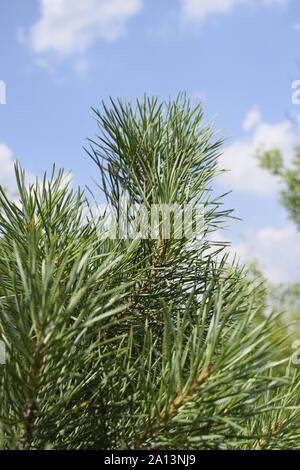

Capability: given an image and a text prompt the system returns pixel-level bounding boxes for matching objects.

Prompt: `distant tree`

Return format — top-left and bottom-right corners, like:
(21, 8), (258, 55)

(257, 145), (300, 339)
(257, 146), (300, 230)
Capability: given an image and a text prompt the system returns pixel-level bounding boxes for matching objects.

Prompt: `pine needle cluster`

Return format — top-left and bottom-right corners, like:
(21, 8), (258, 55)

(0, 95), (299, 449)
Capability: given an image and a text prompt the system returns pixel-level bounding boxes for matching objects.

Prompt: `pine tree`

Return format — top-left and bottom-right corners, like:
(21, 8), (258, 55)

(0, 95), (299, 450)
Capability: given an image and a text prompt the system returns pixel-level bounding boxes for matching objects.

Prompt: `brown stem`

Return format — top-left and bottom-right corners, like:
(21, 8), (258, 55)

(110, 237), (164, 327)
(19, 343), (44, 449)
(129, 362), (212, 449)
(255, 421), (282, 450)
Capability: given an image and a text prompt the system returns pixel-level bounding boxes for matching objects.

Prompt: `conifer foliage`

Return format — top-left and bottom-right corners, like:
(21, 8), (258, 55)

(0, 95), (299, 449)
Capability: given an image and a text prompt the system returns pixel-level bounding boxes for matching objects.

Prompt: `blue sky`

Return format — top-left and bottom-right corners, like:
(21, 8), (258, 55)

(0, 0), (300, 282)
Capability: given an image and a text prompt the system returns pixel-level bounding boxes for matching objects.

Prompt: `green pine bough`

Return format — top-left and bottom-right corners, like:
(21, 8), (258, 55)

(0, 95), (299, 450)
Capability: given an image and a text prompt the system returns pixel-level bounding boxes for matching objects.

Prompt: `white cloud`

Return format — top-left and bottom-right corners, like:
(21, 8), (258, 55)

(242, 105), (261, 131)
(74, 58), (90, 75)
(229, 225), (300, 283)
(34, 57), (56, 75)
(0, 143), (35, 200)
(212, 225), (300, 283)
(181, 0), (239, 23)
(218, 108), (298, 195)
(28, 0), (143, 56)
(181, 0), (289, 24)
(263, 0), (288, 5)
(0, 143), (18, 198)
